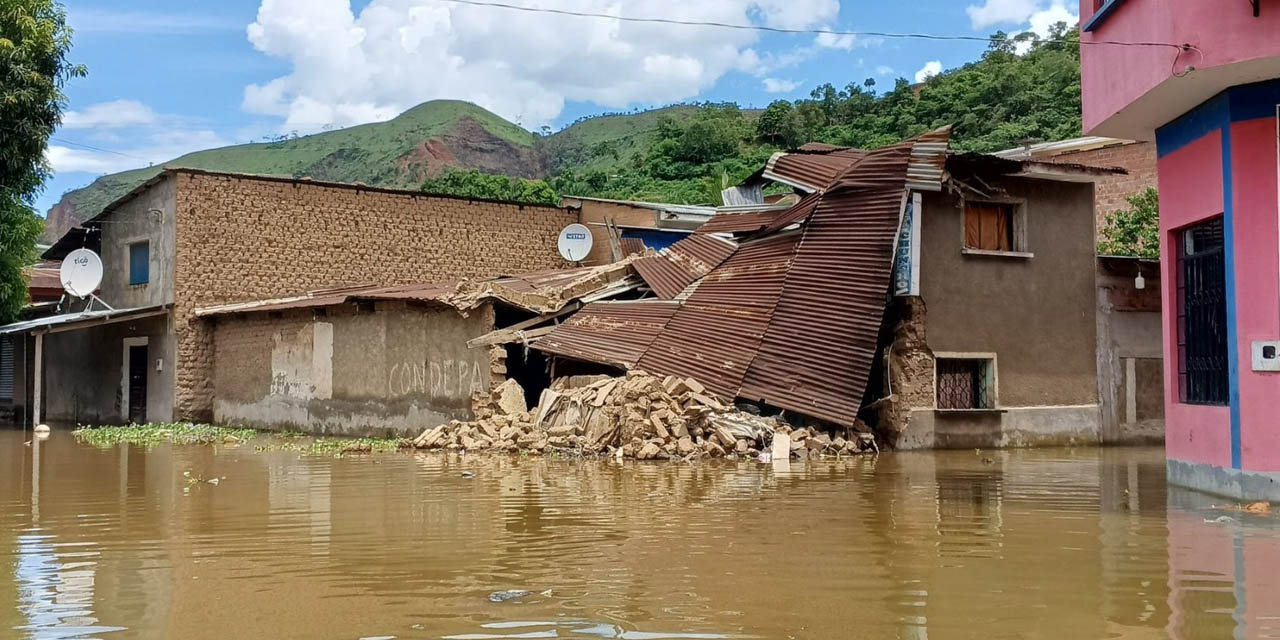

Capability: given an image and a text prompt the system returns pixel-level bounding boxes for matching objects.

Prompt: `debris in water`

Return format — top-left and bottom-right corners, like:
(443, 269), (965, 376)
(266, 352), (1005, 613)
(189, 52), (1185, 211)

(1245, 501), (1272, 515)
(461, 471), (476, 478)
(413, 372), (876, 460)
(488, 589), (532, 603)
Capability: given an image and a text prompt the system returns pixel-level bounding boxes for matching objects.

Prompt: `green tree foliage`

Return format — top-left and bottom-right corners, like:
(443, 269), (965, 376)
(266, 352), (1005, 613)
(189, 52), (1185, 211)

(547, 27), (1082, 205)
(420, 168), (559, 206)
(1, 0), (82, 321)
(1098, 188), (1160, 258)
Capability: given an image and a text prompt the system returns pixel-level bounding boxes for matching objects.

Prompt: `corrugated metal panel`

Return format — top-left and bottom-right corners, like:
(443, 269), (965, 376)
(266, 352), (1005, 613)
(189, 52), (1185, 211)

(697, 209), (782, 235)
(739, 141), (916, 426)
(620, 237), (647, 256)
(763, 148), (868, 192)
(905, 126), (952, 191)
(533, 300), (681, 368)
(754, 190), (823, 236)
(632, 234), (737, 300)
(635, 232), (799, 399)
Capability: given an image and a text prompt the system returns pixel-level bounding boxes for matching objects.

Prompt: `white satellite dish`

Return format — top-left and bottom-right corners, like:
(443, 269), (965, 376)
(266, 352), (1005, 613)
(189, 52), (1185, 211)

(60, 248), (104, 298)
(557, 223), (594, 263)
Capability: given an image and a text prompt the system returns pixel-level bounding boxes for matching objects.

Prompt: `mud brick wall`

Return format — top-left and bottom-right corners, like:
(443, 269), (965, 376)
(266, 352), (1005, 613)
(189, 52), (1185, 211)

(172, 170), (576, 421)
(1048, 142), (1157, 234)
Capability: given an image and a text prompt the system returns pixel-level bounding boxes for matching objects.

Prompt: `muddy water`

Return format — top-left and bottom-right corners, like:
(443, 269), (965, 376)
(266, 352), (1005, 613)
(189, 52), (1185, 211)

(2, 431), (1278, 639)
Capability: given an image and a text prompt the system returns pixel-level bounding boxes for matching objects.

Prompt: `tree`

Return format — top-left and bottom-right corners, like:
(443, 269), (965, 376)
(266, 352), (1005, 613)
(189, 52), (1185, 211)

(1098, 188), (1160, 258)
(1, 0), (83, 322)
(420, 168), (560, 206)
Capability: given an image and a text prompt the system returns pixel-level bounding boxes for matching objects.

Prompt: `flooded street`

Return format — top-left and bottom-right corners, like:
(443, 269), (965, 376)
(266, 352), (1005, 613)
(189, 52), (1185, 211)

(1, 430), (1278, 639)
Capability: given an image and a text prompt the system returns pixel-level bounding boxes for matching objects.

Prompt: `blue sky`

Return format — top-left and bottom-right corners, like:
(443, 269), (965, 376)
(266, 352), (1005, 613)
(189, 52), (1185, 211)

(40, 0), (1076, 217)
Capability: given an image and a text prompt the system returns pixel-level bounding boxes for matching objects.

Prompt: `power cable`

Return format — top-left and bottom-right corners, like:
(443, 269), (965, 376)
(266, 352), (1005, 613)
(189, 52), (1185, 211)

(50, 137), (151, 162)
(435, 0), (1196, 52)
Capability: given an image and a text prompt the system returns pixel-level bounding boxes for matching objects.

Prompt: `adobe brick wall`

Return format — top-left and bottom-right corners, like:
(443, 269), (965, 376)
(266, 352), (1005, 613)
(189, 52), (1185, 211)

(172, 170), (577, 421)
(1047, 141), (1158, 234)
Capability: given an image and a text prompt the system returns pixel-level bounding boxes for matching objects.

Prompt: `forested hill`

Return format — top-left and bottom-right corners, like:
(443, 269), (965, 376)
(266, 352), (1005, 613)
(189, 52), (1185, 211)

(44, 28), (1081, 239)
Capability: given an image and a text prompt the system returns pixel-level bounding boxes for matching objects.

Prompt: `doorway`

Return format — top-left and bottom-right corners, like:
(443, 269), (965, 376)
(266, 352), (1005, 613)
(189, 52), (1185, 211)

(123, 338), (148, 424)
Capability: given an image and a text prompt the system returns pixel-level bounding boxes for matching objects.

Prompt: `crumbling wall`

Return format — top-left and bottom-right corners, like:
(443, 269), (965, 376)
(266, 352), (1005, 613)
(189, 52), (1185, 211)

(880, 296), (935, 439)
(172, 170), (577, 421)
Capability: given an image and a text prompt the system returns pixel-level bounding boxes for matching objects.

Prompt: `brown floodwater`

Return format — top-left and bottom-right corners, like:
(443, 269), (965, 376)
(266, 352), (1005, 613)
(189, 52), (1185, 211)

(2, 429), (1279, 640)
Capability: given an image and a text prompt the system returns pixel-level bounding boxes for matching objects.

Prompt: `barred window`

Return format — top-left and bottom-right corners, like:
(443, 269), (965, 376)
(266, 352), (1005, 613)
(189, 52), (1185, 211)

(1177, 217), (1228, 406)
(936, 357), (996, 410)
(0, 337), (14, 401)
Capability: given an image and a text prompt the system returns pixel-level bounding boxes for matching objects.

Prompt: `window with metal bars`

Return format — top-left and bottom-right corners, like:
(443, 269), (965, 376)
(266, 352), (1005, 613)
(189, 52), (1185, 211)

(1176, 217), (1228, 406)
(936, 358), (995, 410)
(0, 337), (14, 401)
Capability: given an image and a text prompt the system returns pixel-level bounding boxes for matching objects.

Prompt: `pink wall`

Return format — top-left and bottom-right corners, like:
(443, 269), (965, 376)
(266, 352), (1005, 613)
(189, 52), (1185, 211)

(1156, 131), (1231, 468)
(1080, 0), (1280, 134)
(1229, 117), (1280, 472)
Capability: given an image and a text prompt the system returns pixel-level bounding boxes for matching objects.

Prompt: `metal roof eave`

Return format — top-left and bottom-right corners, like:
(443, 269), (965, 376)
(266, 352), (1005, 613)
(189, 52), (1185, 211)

(0, 304), (170, 336)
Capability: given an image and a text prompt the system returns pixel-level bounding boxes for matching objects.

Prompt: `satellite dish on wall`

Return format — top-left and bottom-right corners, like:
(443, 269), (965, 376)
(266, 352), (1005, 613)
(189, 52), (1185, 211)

(557, 223), (593, 263)
(60, 248), (104, 298)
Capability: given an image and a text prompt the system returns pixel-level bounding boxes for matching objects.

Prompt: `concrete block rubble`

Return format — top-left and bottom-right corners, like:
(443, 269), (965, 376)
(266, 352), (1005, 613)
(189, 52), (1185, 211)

(411, 370), (877, 459)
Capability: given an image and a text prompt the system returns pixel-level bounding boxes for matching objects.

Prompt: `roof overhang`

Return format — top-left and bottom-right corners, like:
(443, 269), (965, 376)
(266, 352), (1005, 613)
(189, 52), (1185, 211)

(0, 305), (170, 336)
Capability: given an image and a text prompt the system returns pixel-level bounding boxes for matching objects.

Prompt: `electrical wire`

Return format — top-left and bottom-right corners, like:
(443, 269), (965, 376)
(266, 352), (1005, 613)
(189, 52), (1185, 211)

(435, 0), (1195, 51)
(50, 137), (151, 161)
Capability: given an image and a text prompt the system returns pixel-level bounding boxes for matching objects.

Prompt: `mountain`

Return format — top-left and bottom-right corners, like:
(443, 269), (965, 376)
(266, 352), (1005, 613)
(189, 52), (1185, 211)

(44, 100), (689, 241)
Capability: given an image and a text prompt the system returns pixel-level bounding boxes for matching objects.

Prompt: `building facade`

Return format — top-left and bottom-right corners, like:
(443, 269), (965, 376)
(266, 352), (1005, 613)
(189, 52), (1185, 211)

(1081, 0), (1280, 499)
(4, 169), (577, 427)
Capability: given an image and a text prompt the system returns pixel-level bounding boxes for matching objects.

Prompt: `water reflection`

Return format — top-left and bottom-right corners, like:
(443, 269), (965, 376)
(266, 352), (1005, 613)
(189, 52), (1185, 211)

(1, 429), (1278, 639)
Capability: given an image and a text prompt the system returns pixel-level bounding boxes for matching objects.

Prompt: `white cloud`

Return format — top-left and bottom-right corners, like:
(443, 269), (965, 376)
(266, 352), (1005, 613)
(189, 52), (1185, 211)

(965, 0), (1077, 37)
(965, 0), (1040, 29)
(242, 0), (848, 131)
(815, 32), (856, 51)
(875, 65), (894, 76)
(914, 60), (942, 83)
(47, 101), (229, 175)
(762, 78), (802, 93)
(61, 100), (158, 130)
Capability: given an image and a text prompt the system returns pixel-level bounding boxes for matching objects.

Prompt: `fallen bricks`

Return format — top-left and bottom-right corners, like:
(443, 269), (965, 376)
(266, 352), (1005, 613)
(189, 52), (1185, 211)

(411, 370), (877, 460)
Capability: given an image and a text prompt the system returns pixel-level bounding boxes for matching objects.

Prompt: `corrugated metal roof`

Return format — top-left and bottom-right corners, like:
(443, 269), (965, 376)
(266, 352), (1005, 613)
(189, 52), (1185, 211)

(536, 127), (956, 427)
(632, 234), (738, 300)
(740, 141), (915, 425)
(25, 262), (63, 291)
(635, 232), (799, 399)
(620, 237), (647, 256)
(533, 300), (681, 368)
(0, 305), (170, 336)
(762, 148), (869, 192)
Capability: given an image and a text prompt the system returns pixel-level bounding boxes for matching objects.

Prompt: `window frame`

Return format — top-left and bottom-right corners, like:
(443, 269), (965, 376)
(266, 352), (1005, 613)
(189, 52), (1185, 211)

(933, 352), (1001, 412)
(128, 240), (150, 286)
(1176, 217), (1229, 406)
(960, 197), (1033, 259)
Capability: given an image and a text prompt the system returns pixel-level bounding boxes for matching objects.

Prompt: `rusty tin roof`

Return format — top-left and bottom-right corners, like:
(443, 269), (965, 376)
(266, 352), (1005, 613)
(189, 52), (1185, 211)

(632, 234), (738, 299)
(533, 300), (681, 368)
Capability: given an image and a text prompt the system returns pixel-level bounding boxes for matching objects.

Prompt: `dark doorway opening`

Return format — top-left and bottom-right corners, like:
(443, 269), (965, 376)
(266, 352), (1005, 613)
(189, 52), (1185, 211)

(128, 344), (148, 423)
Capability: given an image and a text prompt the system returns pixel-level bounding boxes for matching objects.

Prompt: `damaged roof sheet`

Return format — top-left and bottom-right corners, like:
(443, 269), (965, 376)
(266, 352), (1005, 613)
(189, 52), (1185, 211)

(762, 148), (869, 193)
(534, 127), (954, 427)
(632, 234), (738, 300)
(636, 232), (800, 400)
(533, 300), (681, 369)
(193, 261), (636, 318)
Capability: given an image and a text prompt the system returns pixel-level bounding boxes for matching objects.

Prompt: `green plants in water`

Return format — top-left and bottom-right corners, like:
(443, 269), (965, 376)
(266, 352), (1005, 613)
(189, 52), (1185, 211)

(254, 436), (409, 457)
(72, 423), (258, 448)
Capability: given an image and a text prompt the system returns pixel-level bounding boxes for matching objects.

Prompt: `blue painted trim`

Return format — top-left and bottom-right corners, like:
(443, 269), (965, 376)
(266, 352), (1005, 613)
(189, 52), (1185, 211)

(1157, 80), (1280, 158)
(1082, 0), (1126, 32)
(1220, 124), (1242, 470)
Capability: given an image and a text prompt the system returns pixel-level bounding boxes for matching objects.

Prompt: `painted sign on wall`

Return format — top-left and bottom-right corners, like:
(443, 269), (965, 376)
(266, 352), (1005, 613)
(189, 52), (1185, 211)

(894, 192), (923, 296)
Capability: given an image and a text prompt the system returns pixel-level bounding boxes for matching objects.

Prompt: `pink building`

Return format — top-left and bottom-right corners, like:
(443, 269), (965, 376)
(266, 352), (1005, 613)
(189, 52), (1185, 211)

(1081, 0), (1280, 500)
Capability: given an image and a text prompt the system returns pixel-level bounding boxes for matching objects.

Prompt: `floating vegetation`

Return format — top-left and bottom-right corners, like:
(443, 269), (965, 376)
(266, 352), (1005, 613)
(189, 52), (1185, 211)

(255, 436), (410, 457)
(73, 423), (258, 448)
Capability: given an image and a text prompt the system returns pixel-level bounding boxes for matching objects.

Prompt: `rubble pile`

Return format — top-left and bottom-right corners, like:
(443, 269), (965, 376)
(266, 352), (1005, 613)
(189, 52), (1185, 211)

(412, 371), (877, 460)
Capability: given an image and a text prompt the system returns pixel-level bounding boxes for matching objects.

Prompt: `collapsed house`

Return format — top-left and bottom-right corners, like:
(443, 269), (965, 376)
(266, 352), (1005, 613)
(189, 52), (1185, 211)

(533, 128), (1123, 449)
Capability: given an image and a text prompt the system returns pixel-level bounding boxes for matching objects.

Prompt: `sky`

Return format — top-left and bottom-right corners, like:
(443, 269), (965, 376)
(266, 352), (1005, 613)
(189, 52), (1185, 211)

(39, 0), (1078, 217)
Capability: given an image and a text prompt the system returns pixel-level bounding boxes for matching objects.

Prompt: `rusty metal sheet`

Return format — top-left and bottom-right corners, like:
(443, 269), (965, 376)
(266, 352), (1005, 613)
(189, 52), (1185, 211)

(754, 190), (824, 236)
(620, 237), (646, 256)
(632, 234), (737, 300)
(764, 148), (868, 192)
(533, 300), (681, 369)
(635, 232), (799, 399)
(738, 141), (915, 426)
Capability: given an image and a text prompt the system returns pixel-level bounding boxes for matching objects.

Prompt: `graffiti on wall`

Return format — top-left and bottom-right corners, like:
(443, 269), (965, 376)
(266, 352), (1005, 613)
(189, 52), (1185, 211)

(387, 359), (486, 398)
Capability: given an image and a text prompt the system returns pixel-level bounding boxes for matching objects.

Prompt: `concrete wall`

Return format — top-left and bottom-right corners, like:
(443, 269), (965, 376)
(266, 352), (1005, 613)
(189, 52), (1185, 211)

(1047, 142), (1158, 234)
(1096, 261), (1164, 444)
(98, 175), (176, 310)
(169, 170), (578, 422)
(1155, 84), (1280, 492)
(40, 314), (174, 425)
(212, 302), (496, 437)
(901, 177), (1100, 448)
